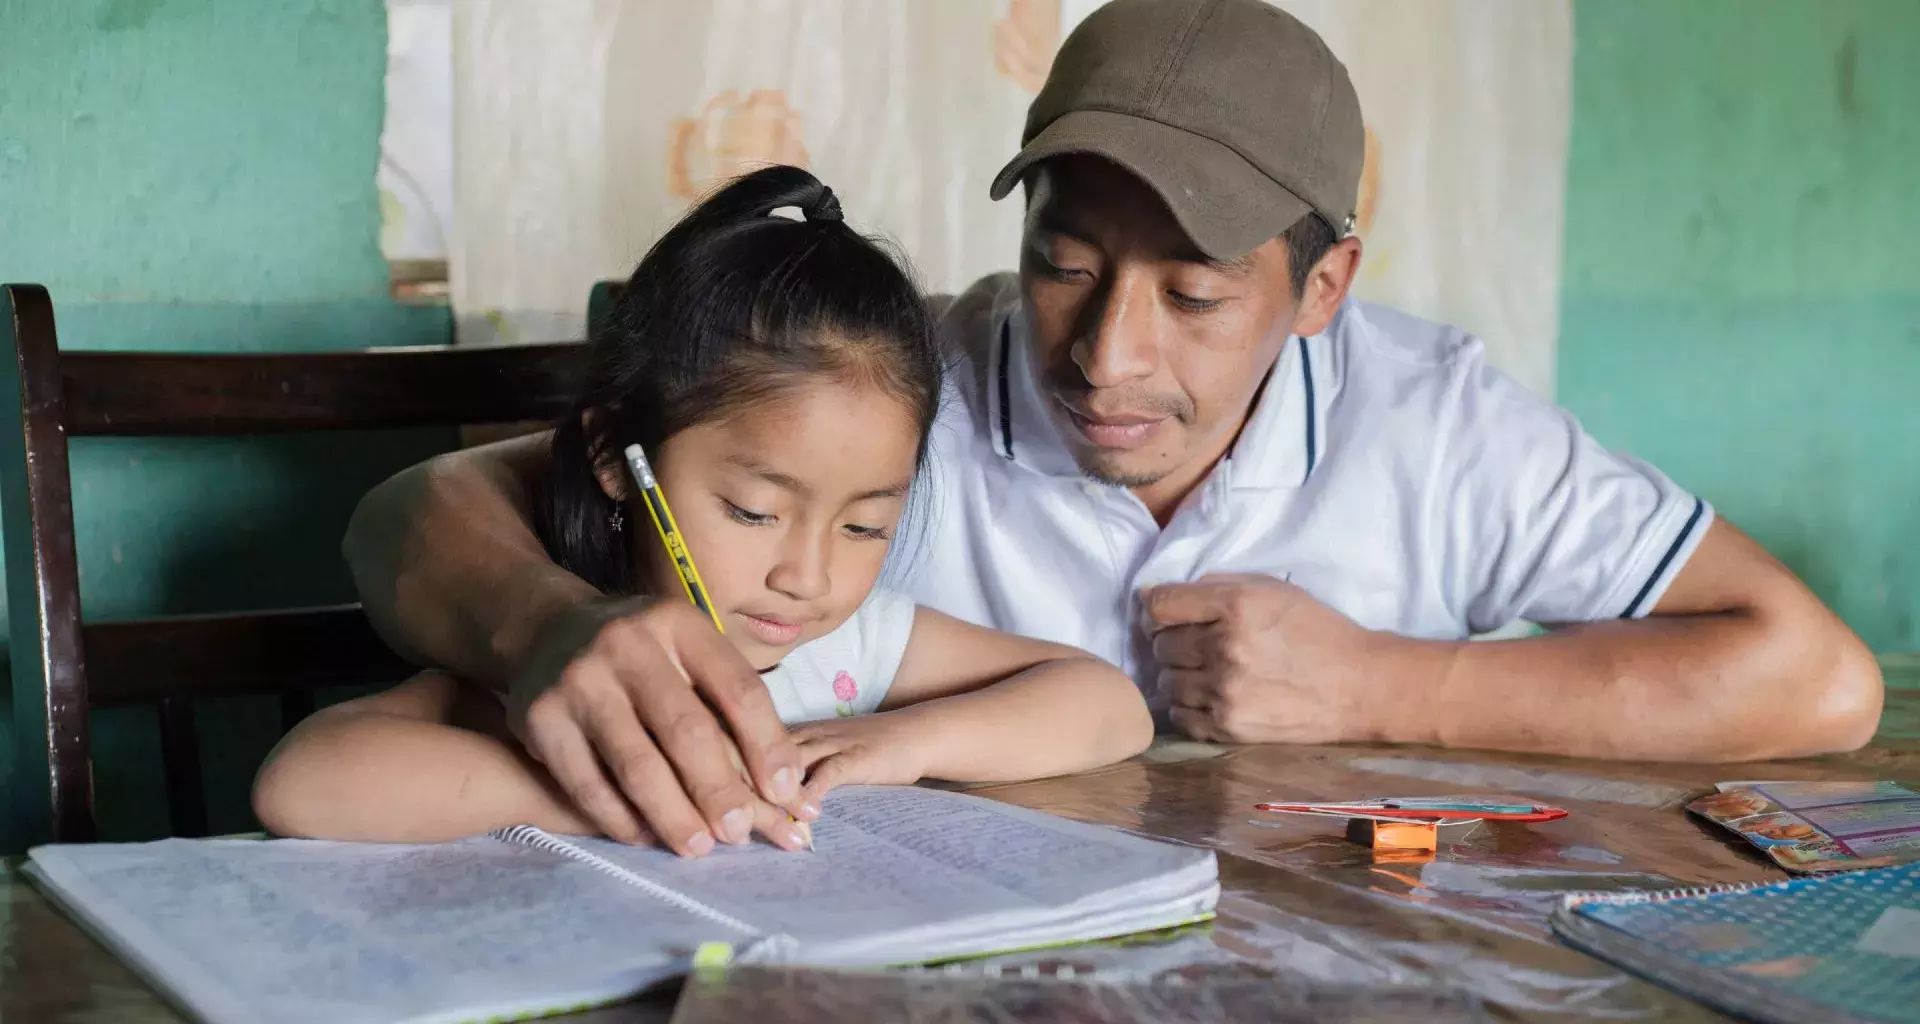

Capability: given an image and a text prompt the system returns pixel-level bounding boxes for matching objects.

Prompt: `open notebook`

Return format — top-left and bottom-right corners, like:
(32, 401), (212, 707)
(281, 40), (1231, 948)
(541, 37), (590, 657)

(26, 785), (1218, 1024)
(1550, 862), (1920, 1024)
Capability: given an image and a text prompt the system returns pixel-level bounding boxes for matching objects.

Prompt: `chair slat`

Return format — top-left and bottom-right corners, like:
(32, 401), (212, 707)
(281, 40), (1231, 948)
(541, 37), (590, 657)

(83, 606), (419, 707)
(157, 697), (210, 838)
(61, 344), (583, 436)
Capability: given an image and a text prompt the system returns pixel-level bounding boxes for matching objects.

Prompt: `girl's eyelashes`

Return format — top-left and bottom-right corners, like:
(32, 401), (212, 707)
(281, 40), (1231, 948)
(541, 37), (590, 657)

(721, 498), (775, 526)
(720, 497), (890, 540)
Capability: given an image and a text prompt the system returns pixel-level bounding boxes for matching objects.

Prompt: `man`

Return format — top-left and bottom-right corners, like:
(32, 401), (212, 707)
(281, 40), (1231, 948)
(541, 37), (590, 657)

(343, 0), (1881, 855)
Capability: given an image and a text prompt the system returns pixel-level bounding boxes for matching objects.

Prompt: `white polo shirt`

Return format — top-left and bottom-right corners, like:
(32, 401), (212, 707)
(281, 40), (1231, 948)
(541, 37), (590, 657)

(901, 274), (1712, 698)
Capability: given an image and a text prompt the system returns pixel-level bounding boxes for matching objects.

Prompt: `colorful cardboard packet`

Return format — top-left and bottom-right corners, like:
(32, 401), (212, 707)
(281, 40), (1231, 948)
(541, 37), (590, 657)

(1688, 780), (1920, 873)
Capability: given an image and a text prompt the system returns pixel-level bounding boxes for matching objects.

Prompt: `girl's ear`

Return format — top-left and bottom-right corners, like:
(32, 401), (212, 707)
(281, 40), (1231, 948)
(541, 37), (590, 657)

(582, 409), (630, 504)
(591, 454), (629, 504)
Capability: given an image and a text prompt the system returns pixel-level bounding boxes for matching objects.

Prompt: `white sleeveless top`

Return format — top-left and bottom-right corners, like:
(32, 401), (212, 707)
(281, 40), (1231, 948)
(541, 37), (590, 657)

(760, 587), (917, 724)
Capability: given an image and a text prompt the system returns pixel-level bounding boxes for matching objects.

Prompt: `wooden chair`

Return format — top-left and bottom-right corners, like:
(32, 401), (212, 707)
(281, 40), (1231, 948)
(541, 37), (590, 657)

(1, 283), (584, 847)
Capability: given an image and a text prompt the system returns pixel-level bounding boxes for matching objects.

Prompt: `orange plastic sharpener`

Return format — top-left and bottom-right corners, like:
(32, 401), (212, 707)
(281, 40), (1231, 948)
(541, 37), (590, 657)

(1346, 817), (1439, 851)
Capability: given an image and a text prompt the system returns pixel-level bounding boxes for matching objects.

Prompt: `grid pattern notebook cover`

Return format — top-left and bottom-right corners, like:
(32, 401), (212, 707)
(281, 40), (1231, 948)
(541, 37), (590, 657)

(1550, 862), (1920, 1024)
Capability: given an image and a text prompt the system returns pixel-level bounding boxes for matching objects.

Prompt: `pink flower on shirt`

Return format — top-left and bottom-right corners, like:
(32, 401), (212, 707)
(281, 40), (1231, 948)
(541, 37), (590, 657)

(832, 671), (858, 703)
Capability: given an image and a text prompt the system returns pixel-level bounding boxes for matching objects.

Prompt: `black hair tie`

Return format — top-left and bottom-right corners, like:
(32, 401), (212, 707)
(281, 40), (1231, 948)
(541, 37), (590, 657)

(806, 187), (843, 223)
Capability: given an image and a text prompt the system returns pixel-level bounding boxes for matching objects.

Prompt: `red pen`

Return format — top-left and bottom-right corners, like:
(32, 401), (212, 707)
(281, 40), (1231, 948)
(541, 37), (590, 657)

(1256, 801), (1567, 823)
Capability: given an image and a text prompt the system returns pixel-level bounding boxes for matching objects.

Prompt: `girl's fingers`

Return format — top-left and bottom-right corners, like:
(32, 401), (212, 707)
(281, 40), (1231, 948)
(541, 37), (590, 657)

(750, 796), (812, 852)
(728, 732), (818, 848)
(792, 739), (838, 767)
(801, 752), (856, 807)
(787, 722), (833, 746)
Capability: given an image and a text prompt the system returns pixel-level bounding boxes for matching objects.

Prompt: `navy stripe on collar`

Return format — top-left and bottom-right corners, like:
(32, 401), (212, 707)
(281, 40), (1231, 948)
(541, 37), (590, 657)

(1621, 497), (1706, 618)
(1299, 338), (1318, 482)
(995, 318), (1014, 460)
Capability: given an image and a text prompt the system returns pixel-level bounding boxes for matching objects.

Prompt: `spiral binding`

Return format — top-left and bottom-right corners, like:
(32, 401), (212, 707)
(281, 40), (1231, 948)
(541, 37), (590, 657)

(1560, 874), (1798, 910)
(490, 825), (787, 952)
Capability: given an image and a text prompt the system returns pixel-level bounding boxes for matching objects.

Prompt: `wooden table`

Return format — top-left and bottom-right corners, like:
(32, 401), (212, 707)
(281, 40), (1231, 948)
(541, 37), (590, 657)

(7, 682), (1917, 1022)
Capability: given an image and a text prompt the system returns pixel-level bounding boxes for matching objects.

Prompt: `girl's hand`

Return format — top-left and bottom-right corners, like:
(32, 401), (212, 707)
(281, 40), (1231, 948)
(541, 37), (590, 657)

(791, 714), (930, 804)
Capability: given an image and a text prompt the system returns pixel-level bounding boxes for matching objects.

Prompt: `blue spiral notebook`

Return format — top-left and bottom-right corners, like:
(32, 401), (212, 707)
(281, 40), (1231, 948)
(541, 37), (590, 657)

(1550, 862), (1920, 1023)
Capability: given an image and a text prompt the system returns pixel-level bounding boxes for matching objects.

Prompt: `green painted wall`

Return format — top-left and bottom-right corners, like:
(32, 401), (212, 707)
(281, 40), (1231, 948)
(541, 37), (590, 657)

(0, 0), (454, 848)
(1560, 0), (1920, 654)
(1, 0), (1914, 849)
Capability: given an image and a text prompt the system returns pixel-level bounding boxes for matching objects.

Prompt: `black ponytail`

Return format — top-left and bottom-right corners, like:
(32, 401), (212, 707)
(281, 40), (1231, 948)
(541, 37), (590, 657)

(535, 166), (941, 596)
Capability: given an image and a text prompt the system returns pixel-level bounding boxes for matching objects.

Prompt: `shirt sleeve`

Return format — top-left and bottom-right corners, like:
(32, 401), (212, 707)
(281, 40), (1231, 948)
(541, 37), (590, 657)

(1436, 344), (1714, 632)
(843, 587), (919, 714)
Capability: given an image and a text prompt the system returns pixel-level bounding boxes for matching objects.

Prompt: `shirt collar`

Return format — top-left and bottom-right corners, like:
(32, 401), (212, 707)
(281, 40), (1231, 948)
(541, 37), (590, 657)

(1222, 331), (1330, 490)
(991, 300), (1336, 490)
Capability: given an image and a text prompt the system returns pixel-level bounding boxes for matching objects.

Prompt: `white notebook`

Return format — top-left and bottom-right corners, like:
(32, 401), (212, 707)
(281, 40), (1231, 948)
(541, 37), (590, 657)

(26, 785), (1218, 1024)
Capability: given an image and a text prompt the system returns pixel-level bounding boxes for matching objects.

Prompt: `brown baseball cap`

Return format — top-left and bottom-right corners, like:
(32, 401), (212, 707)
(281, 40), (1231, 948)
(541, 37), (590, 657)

(989, 0), (1364, 261)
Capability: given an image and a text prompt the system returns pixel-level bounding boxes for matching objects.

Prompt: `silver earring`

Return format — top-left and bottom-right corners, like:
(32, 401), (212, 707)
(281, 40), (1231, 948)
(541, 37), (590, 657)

(609, 507), (625, 532)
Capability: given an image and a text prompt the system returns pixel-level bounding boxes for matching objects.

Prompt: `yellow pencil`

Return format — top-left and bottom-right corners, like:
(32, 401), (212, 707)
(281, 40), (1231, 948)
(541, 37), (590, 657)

(621, 444), (813, 851)
(623, 444), (724, 632)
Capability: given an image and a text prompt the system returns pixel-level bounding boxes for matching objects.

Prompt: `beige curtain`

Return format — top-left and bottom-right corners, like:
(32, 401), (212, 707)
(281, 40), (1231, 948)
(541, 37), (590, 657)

(1267, 0), (1573, 398)
(443, 0), (1570, 398)
(448, 0), (1057, 347)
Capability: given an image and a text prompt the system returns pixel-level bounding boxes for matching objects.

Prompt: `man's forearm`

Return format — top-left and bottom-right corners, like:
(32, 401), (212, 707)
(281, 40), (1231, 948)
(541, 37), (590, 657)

(343, 436), (598, 689)
(1375, 611), (1884, 761)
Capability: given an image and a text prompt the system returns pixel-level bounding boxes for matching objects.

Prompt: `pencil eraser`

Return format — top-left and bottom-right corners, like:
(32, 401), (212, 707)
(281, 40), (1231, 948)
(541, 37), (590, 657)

(1346, 817), (1439, 851)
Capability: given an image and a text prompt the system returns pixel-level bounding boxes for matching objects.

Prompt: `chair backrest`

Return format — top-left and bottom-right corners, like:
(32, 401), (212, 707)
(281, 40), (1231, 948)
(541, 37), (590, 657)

(1, 283), (585, 846)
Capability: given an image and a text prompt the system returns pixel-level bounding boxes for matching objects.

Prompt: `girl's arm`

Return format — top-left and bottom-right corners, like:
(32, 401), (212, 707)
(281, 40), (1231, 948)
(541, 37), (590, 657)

(252, 673), (603, 843)
(794, 609), (1154, 797)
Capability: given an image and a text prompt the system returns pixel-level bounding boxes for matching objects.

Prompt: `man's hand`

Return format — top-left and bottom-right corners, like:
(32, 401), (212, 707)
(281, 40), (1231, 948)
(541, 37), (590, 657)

(1142, 573), (1401, 745)
(507, 597), (814, 856)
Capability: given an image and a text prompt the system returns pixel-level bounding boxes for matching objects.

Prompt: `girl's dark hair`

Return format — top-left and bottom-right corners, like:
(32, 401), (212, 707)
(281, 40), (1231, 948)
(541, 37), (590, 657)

(536, 166), (942, 596)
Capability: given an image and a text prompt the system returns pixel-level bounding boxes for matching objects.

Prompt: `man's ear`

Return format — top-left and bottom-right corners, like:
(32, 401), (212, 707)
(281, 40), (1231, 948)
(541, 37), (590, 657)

(1292, 235), (1363, 338)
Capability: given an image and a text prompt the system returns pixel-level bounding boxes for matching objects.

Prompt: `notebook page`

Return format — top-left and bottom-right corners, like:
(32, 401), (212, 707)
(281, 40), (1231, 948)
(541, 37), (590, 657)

(566, 786), (1213, 952)
(28, 836), (731, 1024)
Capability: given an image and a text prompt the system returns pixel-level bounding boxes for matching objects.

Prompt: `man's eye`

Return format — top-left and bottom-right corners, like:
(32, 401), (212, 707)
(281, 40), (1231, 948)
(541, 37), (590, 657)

(1041, 257), (1091, 283)
(1031, 244), (1093, 283)
(723, 500), (775, 526)
(1168, 290), (1225, 313)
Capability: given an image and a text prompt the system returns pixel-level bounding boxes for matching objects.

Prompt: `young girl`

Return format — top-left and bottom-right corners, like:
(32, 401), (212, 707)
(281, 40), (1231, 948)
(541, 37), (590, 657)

(253, 166), (1153, 851)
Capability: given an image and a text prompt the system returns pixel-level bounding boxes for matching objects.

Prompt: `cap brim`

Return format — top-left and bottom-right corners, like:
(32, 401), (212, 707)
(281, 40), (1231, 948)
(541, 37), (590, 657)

(989, 109), (1312, 261)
